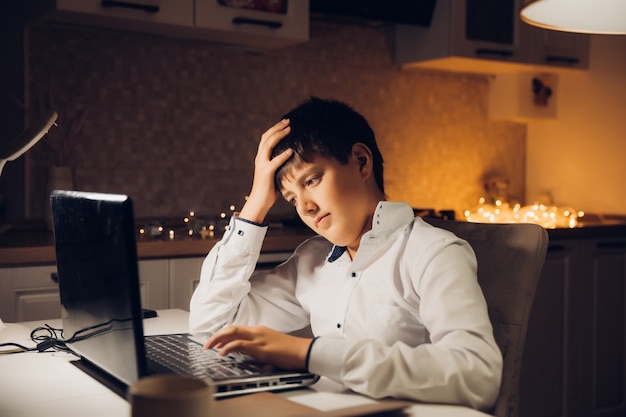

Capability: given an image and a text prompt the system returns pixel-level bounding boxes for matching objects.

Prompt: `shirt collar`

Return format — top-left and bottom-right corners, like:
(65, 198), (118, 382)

(370, 201), (415, 234)
(326, 201), (415, 263)
(327, 245), (347, 262)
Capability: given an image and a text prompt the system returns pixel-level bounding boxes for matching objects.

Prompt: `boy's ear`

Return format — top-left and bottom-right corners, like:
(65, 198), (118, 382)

(351, 143), (373, 176)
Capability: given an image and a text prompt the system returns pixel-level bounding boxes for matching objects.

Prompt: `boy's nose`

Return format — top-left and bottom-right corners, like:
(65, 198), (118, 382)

(298, 198), (318, 216)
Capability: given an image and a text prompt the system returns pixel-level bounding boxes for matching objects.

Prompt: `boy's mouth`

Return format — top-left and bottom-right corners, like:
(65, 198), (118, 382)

(315, 214), (329, 228)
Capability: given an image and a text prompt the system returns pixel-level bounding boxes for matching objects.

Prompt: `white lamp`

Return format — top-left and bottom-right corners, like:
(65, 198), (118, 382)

(0, 111), (58, 176)
(0, 111), (58, 233)
(520, 0), (626, 35)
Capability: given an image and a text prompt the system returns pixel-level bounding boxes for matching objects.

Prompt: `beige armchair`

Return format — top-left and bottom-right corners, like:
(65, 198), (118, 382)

(424, 218), (549, 417)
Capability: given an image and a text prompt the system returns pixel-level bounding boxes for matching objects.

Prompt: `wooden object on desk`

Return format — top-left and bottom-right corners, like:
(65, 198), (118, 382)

(214, 392), (412, 417)
(215, 393), (316, 417)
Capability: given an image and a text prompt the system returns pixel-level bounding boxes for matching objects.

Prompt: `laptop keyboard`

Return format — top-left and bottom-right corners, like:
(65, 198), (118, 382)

(145, 334), (265, 380)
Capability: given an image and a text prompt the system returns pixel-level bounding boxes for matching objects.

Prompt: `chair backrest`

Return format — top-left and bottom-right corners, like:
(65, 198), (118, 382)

(424, 218), (548, 417)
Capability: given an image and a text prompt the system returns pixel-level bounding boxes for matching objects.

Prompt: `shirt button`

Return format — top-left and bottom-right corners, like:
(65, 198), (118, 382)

(336, 323), (341, 329)
(351, 272), (357, 277)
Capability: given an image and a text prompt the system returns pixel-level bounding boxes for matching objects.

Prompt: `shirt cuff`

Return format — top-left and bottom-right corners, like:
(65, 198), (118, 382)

(306, 336), (349, 381)
(220, 216), (268, 255)
(236, 216), (268, 227)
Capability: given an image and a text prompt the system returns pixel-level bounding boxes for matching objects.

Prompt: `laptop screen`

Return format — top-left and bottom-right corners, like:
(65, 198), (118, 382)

(50, 190), (147, 386)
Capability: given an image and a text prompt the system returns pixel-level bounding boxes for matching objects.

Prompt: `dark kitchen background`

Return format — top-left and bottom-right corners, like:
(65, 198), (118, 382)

(11, 21), (525, 222)
(2, 1), (625, 225)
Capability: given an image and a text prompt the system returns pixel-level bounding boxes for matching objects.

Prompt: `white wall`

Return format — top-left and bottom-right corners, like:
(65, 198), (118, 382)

(526, 35), (626, 215)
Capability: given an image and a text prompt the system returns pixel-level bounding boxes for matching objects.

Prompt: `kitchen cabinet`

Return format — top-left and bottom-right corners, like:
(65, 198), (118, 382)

(137, 259), (170, 310)
(395, 0), (589, 74)
(450, 0), (526, 64)
(0, 264), (60, 323)
(0, 259), (169, 322)
(519, 232), (626, 417)
(28, 0), (194, 37)
(525, 26), (590, 70)
(0, 251), (292, 322)
(195, 0), (309, 49)
(169, 256), (204, 311)
(28, 0), (309, 50)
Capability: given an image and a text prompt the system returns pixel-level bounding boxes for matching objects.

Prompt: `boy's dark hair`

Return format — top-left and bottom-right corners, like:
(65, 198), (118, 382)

(272, 97), (385, 193)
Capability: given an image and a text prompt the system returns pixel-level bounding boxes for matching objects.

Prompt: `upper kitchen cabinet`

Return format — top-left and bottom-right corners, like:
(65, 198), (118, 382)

(27, 0), (309, 50)
(28, 0), (194, 34)
(395, 0), (589, 75)
(525, 25), (590, 70)
(195, 0), (309, 49)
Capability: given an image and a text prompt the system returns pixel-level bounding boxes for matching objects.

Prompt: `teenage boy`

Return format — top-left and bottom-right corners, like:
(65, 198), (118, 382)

(189, 97), (502, 409)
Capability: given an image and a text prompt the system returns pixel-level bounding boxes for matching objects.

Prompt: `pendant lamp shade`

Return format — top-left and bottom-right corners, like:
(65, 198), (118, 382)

(520, 0), (626, 35)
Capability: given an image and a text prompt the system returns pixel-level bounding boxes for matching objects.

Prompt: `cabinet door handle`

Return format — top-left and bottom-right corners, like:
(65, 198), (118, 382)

(547, 244), (566, 253)
(232, 17), (282, 29)
(50, 272), (59, 284)
(597, 241), (626, 249)
(100, 1), (160, 14)
(475, 48), (513, 58)
(545, 55), (580, 65)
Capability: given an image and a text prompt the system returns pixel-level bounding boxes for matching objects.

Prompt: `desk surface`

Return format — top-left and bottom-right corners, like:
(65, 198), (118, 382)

(0, 309), (492, 417)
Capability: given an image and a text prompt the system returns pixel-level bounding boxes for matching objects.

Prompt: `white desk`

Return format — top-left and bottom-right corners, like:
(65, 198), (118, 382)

(0, 309), (492, 417)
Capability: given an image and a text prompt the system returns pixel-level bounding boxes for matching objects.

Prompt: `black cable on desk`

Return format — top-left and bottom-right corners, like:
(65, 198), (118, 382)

(0, 324), (71, 353)
(2, 323), (77, 353)
(2, 313), (155, 354)
(0, 342), (38, 352)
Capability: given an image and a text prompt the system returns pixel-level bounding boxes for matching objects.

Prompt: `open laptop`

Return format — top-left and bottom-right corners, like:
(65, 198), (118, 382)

(49, 190), (319, 398)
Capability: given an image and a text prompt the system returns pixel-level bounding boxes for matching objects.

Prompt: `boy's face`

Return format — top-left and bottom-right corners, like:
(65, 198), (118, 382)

(279, 154), (376, 254)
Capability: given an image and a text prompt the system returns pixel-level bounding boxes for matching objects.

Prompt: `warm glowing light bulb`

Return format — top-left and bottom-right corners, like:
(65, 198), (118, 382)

(464, 197), (580, 228)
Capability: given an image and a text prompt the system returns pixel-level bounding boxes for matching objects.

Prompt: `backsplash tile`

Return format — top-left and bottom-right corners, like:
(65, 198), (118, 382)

(27, 21), (524, 221)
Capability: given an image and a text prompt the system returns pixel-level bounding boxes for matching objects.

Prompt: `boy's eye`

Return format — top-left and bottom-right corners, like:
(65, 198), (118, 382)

(305, 176), (320, 187)
(288, 197), (297, 206)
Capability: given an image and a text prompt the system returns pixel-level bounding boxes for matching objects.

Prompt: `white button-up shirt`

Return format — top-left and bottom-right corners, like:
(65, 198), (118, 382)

(189, 201), (502, 409)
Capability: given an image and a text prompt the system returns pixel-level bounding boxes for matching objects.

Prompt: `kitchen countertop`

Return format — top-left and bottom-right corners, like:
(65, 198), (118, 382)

(542, 213), (626, 239)
(1, 215), (625, 267)
(0, 222), (315, 266)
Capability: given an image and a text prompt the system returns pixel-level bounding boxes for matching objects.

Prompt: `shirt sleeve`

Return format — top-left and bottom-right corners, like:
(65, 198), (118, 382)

(307, 238), (503, 410)
(188, 216), (309, 334)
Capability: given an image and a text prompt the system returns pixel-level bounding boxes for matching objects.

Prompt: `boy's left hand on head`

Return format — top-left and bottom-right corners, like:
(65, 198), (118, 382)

(203, 325), (312, 371)
(238, 119), (293, 224)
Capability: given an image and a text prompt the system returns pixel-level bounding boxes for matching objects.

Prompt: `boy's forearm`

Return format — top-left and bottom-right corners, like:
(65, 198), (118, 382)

(189, 217), (268, 333)
(238, 196), (273, 224)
